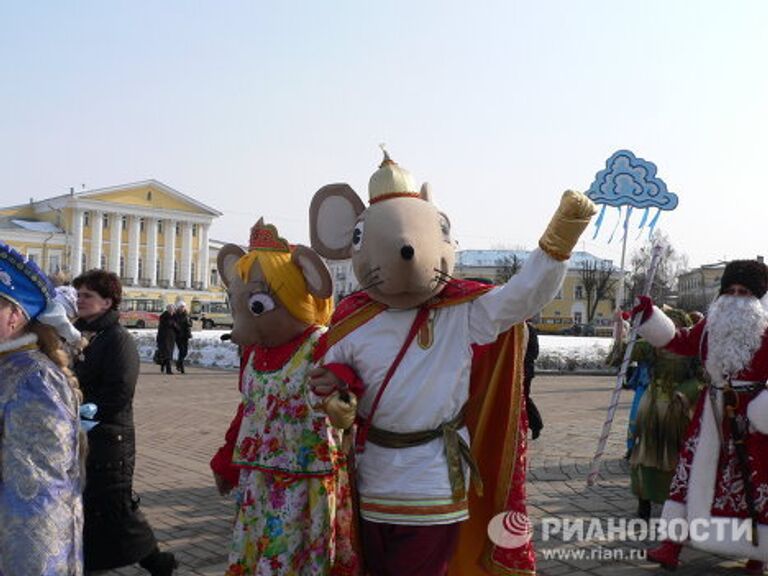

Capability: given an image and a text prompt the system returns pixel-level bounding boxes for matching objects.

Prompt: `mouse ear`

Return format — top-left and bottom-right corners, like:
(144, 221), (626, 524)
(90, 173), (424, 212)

(217, 244), (247, 289)
(291, 245), (333, 299)
(420, 182), (433, 203)
(310, 183), (366, 259)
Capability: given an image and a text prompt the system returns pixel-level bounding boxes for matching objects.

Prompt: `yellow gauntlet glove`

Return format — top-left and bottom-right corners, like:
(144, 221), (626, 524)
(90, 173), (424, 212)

(538, 190), (597, 261)
(322, 390), (358, 430)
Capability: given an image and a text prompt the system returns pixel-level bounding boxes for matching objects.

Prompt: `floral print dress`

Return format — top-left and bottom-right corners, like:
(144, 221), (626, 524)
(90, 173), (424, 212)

(225, 328), (357, 576)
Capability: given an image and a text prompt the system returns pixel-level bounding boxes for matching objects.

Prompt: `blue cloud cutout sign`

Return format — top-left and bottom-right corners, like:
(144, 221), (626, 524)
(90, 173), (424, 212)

(587, 150), (677, 210)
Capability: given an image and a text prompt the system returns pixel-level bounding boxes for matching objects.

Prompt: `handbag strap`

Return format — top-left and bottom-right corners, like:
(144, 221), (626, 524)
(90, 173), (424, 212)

(355, 306), (430, 452)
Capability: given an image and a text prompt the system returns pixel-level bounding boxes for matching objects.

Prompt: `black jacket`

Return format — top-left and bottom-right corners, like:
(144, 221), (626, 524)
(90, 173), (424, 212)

(74, 309), (157, 569)
(173, 309), (192, 342)
(156, 311), (176, 361)
(75, 309), (140, 486)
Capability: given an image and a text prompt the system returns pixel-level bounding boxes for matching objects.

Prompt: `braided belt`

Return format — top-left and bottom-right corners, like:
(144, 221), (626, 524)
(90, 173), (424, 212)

(366, 406), (483, 502)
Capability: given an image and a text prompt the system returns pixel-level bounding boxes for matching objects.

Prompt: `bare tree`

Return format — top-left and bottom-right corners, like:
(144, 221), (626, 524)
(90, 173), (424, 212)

(495, 254), (521, 284)
(579, 259), (618, 323)
(626, 231), (689, 308)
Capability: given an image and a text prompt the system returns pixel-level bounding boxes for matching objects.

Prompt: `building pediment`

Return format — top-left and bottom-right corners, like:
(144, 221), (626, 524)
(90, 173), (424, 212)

(36, 180), (221, 221)
(77, 180), (221, 217)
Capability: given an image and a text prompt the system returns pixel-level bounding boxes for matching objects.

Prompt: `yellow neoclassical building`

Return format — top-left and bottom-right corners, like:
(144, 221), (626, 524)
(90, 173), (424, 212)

(453, 249), (622, 336)
(0, 180), (224, 303)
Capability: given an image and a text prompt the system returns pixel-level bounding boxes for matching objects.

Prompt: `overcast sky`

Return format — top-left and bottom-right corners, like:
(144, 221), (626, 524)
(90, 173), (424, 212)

(2, 1), (766, 269)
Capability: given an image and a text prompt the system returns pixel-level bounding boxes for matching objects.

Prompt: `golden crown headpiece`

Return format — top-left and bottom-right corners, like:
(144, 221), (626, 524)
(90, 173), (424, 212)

(368, 146), (421, 204)
(248, 218), (291, 252)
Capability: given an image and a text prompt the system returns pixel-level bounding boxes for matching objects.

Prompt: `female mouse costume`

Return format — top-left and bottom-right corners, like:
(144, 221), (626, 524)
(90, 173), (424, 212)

(314, 157), (596, 575)
(210, 222), (358, 575)
(0, 243), (84, 575)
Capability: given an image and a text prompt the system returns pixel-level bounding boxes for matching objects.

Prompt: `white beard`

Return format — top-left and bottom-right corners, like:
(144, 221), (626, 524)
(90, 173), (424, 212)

(705, 295), (768, 382)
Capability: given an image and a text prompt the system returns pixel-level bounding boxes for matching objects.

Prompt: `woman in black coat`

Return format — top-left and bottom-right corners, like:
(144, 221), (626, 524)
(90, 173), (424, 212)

(172, 301), (192, 374)
(156, 304), (177, 375)
(73, 270), (176, 575)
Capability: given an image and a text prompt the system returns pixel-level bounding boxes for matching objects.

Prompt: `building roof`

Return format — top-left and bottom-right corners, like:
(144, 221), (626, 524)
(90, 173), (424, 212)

(1, 179), (222, 217)
(0, 217), (64, 233)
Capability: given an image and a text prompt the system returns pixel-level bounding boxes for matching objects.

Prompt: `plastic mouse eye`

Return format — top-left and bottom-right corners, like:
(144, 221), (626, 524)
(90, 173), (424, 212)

(248, 293), (276, 316)
(439, 213), (451, 242)
(352, 221), (365, 252)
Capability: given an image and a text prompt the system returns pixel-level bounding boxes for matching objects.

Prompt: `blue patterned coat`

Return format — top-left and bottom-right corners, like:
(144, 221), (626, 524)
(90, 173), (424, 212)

(0, 337), (83, 576)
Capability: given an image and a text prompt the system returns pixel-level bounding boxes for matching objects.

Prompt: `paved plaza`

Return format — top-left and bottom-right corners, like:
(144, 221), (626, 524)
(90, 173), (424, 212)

(100, 364), (760, 575)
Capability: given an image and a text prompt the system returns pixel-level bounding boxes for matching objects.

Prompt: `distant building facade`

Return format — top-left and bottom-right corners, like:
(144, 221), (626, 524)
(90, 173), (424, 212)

(675, 258), (768, 313)
(454, 249), (622, 336)
(324, 249), (622, 336)
(0, 180), (226, 303)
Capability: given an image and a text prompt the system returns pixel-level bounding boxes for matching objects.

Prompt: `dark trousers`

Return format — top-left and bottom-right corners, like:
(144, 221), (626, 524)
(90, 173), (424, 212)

(361, 519), (460, 576)
(175, 340), (188, 371)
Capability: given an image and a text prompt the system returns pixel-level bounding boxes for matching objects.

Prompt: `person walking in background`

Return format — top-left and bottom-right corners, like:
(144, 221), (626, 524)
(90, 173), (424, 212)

(0, 242), (86, 575)
(524, 320), (543, 439)
(173, 300), (192, 374)
(156, 303), (176, 376)
(628, 307), (703, 521)
(73, 269), (177, 575)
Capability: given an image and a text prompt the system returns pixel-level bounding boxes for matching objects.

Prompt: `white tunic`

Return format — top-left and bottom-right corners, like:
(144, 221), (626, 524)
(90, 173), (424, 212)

(323, 249), (566, 524)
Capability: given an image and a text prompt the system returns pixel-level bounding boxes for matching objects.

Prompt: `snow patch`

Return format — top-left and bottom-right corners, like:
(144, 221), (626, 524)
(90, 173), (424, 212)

(128, 329), (614, 372)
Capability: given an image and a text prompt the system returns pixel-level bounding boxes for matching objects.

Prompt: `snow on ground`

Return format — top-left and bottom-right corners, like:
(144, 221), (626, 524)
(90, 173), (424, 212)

(537, 335), (614, 371)
(129, 329), (614, 372)
(130, 329), (240, 370)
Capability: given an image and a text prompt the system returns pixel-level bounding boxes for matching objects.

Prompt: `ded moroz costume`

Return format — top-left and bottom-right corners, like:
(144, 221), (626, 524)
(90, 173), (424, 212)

(635, 259), (768, 571)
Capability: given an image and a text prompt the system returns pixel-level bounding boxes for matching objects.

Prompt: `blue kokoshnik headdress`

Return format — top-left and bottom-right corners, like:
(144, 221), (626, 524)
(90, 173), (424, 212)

(0, 242), (55, 319)
(0, 242), (80, 343)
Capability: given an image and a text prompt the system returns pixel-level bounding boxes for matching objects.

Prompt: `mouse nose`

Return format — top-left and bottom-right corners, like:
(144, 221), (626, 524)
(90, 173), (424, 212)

(400, 245), (415, 261)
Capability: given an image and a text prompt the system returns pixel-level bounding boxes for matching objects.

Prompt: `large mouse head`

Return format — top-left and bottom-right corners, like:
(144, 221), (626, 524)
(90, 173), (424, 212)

(310, 152), (455, 309)
(217, 219), (333, 347)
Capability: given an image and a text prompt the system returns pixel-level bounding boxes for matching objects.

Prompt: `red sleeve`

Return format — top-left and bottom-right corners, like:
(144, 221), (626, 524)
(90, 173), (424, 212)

(664, 319), (707, 358)
(210, 402), (244, 486)
(324, 362), (365, 397)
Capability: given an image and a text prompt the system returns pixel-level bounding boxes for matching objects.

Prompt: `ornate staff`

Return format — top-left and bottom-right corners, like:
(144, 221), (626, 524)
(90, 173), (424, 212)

(583, 150), (678, 485)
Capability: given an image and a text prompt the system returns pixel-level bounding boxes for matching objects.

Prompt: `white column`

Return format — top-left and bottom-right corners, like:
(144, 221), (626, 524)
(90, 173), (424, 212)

(163, 219), (176, 286)
(109, 213), (122, 273)
(70, 208), (84, 277)
(180, 222), (193, 289)
(199, 223), (210, 290)
(90, 209), (103, 270)
(147, 217), (158, 286)
(127, 215), (140, 285)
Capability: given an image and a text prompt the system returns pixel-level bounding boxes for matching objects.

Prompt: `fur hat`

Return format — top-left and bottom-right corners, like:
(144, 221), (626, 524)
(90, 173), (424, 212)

(719, 259), (768, 299)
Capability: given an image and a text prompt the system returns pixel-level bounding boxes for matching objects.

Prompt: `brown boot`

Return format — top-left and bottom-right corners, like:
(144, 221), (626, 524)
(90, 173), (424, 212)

(745, 559), (764, 575)
(646, 540), (683, 570)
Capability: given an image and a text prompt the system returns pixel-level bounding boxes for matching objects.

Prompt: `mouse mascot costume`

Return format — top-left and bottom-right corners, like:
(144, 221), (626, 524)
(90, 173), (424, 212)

(309, 153), (596, 576)
(209, 220), (359, 575)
